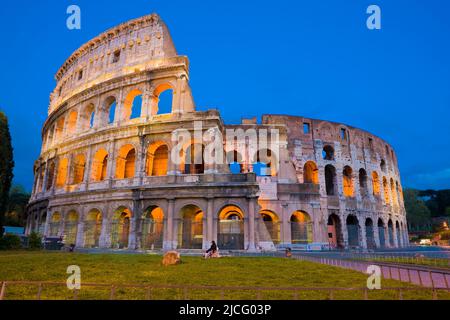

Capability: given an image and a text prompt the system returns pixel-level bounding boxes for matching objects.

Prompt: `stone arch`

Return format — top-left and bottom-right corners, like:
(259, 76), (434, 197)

(290, 211), (312, 244)
(67, 110), (78, 135)
(72, 154), (86, 184)
(56, 157), (69, 188)
(252, 148), (278, 177)
(303, 161), (319, 184)
(372, 171), (380, 196)
(123, 88), (143, 120)
(178, 204), (204, 249)
(383, 177), (390, 205)
(390, 178), (398, 208)
(328, 213), (343, 248)
(322, 145), (335, 160)
(103, 96), (117, 124)
(55, 117), (65, 143)
(83, 208), (102, 248)
(395, 220), (402, 247)
(343, 166), (354, 197)
(110, 206), (132, 249)
(46, 161), (56, 191)
(116, 144), (136, 179)
(153, 82), (176, 115)
(346, 215), (360, 248)
(146, 141), (169, 176)
(64, 210), (79, 246)
(81, 103), (95, 130)
(359, 168), (368, 197)
(387, 219), (394, 247)
(325, 164), (337, 196)
(183, 142), (205, 174)
(365, 218), (376, 249)
(140, 206), (164, 250)
(377, 218), (386, 248)
(226, 150), (244, 174)
(260, 209), (280, 244)
(91, 149), (109, 182)
(49, 212), (61, 237)
(218, 205), (245, 250)
(380, 159), (387, 173)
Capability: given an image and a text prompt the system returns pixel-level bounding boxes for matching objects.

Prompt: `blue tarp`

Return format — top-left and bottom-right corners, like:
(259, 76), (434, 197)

(3, 226), (25, 235)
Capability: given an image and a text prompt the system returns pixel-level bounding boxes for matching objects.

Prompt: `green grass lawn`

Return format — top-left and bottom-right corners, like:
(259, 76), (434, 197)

(0, 251), (447, 300)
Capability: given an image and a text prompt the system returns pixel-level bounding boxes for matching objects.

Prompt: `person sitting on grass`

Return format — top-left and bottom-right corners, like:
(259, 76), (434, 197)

(204, 241), (219, 259)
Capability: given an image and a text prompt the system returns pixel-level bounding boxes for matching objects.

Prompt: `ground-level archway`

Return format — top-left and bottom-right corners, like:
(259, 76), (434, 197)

(346, 215), (360, 248)
(260, 210), (280, 244)
(178, 205), (204, 249)
(388, 219), (394, 247)
(365, 218), (376, 249)
(327, 213), (344, 248)
(84, 209), (102, 248)
(141, 206), (164, 250)
(218, 205), (245, 250)
(290, 211), (312, 244)
(49, 212), (61, 236)
(64, 210), (79, 246)
(110, 207), (131, 249)
(378, 219), (386, 248)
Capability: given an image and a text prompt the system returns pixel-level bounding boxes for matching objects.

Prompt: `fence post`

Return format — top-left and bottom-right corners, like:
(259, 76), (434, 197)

(429, 272), (435, 289)
(36, 283), (42, 300)
(0, 282), (6, 300)
(110, 285), (116, 300)
(328, 290), (334, 300)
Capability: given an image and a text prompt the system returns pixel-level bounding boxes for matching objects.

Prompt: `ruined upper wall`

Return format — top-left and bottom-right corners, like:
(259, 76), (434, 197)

(49, 13), (178, 115)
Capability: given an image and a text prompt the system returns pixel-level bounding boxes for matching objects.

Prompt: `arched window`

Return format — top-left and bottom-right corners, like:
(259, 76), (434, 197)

(380, 159), (387, 173)
(303, 161), (319, 184)
(183, 143), (204, 174)
(325, 165), (337, 196)
(46, 162), (56, 191)
(122, 89), (143, 120)
(343, 166), (354, 197)
(73, 154), (86, 184)
(290, 211), (312, 244)
(227, 150), (243, 174)
(116, 145), (136, 179)
(359, 168), (368, 196)
(372, 171), (380, 196)
(322, 145), (334, 160)
(146, 143), (169, 176)
(56, 158), (69, 188)
(103, 96), (117, 124)
(383, 177), (390, 205)
(91, 149), (108, 182)
(390, 178), (398, 207)
(253, 149), (276, 177)
(153, 84), (174, 115)
(67, 110), (78, 135)
(82, 103), (95, 129)
(55, 117), (65, 142)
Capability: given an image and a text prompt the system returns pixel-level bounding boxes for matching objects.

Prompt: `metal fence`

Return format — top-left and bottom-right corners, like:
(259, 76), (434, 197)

(0, 281), (448, 300)
(293, 254), (450, 289)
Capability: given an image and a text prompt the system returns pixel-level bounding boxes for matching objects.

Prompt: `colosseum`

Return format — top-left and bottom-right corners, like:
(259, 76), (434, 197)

(25, 13), (408, 252)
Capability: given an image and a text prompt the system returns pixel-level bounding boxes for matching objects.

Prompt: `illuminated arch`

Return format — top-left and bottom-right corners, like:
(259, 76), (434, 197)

(343, 166), (354, 197)
(303, 161), (319, 184)
(56, 158), (69, 188)
(372, 171), (380, 196)
(110, 207), (132, 249)
(91, 149), (109, 182)
(123, 89), (143, 120)
(84, 209), (102, 248)
(290, 211), (312, 244)
(67, 110), (78, 135)
(72, 154), (86, 184)
(116, 144), (136, 179)
(146, 142), (169, 176)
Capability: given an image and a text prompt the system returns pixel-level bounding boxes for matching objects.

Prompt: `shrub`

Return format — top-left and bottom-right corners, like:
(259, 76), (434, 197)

(28, 232), (42, 250)
(0, 234), (22, 250)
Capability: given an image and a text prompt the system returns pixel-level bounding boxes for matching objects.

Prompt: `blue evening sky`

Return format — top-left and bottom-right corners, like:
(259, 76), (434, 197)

(0, 0), (449, 191)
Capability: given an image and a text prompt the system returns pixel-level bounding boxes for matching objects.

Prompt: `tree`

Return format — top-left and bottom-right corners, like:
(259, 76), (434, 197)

(4, 185), (30, 227)
(404, 189), (431, 229)
(0, 111), (14, 234)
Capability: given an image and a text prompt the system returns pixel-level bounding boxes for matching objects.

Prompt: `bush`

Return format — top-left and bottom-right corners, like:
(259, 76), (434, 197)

(28, 232), (42, 250)
(0, 234), (22, 250)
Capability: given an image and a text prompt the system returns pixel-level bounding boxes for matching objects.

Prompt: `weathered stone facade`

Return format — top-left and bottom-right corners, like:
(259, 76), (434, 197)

(26, 13), (408, 251)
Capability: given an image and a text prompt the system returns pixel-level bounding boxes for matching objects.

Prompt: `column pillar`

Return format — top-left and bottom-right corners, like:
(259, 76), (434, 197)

(359, 218), (367, 250)
(247, 198), (256, 251)
(163, 199), (175, 250)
